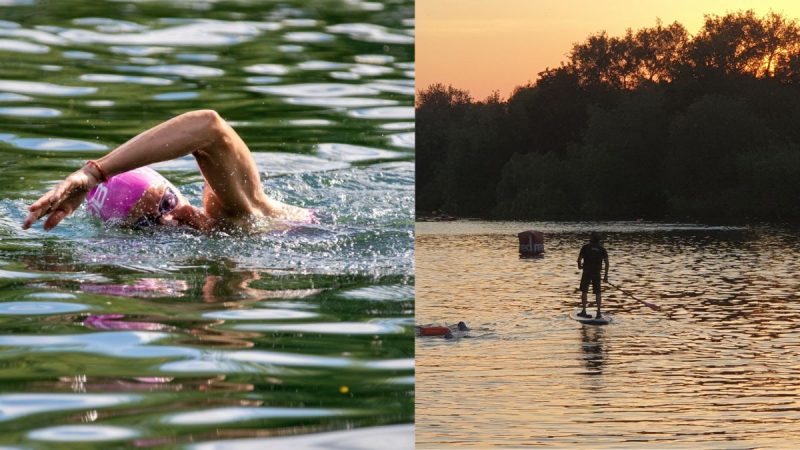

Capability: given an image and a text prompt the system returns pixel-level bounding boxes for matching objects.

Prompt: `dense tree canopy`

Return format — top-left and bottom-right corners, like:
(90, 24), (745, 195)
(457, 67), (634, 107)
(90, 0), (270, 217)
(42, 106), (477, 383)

(417, 11), (800, 221)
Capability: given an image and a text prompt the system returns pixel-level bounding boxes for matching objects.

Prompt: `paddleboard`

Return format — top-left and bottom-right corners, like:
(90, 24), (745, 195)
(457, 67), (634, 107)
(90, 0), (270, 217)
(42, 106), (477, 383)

(569, 311), (613, 325)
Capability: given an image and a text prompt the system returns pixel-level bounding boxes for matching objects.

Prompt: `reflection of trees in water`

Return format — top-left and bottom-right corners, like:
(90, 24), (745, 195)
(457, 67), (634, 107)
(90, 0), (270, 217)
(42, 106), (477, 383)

(580, 326), (606, 376)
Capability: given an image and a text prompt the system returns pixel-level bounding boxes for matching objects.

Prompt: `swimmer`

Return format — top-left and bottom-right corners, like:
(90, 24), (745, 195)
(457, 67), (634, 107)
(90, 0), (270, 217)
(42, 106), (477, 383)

(415, 321), (470, 339)
(22, 110), (313, 232)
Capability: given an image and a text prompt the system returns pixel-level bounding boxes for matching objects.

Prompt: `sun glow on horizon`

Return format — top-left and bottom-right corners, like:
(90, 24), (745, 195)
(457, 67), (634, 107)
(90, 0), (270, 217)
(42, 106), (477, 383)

(417, 0), (800, 100)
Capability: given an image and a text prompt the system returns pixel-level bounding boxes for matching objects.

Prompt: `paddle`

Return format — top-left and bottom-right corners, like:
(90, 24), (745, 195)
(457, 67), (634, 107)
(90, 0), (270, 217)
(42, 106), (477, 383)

(607, 281), (661, 311)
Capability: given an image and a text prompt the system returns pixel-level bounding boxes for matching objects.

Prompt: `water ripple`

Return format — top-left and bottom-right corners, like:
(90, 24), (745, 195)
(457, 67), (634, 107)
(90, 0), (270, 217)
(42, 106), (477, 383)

(286, 97), (396, 108)
(316, 143), (409, 162)
(388, 132), (414, 148)
(247, 83), (379, 97)
(0, 134), (107, 151)
(116, 64), (224, 78)
(189, 424), (414, 450)
(165, 406), (355, 425)
(203, 309), (318, 320)
(0, 393), (138, 422)
(244, 63), (290, 75)
(234, 321), (405, 334)
(28, 425), (138, 442)
(326, 23), (414, 45)
(60, 20), (277, 46)
(0, 79), (96, 96)
(348, 106), (414, 119)
(283, 31), (334, 42)
(80, 73), (173, 85)
(0, 301), (88, 315)
(0, 38), (49, 53)
(0, 331), (198, 359)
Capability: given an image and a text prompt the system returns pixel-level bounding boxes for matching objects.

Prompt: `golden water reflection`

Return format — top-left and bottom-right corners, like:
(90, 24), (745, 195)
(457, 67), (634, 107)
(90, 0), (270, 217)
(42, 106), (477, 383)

(416, 221), (800, 448)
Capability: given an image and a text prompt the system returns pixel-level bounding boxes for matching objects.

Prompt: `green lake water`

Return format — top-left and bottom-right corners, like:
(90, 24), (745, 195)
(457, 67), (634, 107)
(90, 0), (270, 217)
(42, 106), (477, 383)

(0, 0), (413, 447)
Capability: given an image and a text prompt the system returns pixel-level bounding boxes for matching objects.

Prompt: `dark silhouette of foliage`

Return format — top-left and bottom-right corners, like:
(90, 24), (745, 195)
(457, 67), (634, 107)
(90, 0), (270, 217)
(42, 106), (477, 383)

(417, 10), (800, 222)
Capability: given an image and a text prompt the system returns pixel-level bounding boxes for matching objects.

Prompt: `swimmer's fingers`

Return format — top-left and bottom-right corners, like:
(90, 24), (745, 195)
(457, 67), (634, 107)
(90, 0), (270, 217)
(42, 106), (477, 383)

(23, 191), (57, 229)
(24, 180), (86, 230)
(28, 188), (57, 214)
(28, 171), (89, 213)
(41, 196), (82, 231)
(43, 208), (69, 231)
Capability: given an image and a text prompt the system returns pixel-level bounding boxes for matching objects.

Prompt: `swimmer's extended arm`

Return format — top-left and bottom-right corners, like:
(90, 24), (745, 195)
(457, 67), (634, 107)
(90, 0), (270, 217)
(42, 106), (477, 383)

(94, 110), (268, 217)
(24, 110), (279, 230)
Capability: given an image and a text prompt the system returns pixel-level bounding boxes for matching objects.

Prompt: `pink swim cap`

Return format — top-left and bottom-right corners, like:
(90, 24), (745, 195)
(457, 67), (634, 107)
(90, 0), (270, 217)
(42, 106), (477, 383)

(85, 167), (172, 223)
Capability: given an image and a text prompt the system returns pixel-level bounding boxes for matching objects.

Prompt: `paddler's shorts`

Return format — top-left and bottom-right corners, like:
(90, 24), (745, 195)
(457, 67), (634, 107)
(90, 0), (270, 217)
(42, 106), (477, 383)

(580, 271), (601, 293)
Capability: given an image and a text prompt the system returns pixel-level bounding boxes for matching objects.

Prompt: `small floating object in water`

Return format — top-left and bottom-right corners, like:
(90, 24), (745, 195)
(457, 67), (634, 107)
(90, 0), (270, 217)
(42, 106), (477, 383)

(518, 230), (544, 257)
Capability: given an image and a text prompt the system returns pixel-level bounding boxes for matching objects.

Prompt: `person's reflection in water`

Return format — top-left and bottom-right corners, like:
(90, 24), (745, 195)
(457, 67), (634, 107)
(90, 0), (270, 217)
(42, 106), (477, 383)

(579, 326), (607, 376)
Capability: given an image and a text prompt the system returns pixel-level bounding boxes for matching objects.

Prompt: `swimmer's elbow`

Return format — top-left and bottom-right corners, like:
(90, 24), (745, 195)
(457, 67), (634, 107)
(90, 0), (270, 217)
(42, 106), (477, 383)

(182, 109), (223, 130)
(182, 109), (228, 146)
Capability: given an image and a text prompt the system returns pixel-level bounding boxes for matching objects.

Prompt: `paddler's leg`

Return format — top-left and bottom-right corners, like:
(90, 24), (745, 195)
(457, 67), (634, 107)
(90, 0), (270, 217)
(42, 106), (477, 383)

(594, 275), (602, 318)
(579, 273), (590, 317)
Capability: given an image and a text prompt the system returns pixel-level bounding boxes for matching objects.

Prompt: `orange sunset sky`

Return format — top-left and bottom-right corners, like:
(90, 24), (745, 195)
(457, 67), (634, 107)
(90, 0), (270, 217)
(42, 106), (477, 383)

(417, 0), (800, 99)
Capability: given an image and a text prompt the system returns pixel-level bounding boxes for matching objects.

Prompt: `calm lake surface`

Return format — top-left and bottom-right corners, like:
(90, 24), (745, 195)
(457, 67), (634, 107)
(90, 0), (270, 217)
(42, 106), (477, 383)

(0, 0), (413, 447)
(417, 221), (800, 449)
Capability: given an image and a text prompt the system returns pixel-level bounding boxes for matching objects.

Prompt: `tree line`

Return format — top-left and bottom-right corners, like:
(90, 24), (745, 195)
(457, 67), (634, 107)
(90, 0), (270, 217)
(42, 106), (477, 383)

(417, 11), (800, 221)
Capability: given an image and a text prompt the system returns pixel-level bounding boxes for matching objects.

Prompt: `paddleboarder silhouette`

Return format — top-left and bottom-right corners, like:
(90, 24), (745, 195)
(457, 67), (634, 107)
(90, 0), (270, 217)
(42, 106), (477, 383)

(577, 231), (609, 319)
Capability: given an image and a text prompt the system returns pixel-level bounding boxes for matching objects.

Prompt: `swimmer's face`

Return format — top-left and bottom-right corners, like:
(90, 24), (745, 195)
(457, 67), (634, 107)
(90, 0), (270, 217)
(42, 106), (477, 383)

(127, 184), (187, 228)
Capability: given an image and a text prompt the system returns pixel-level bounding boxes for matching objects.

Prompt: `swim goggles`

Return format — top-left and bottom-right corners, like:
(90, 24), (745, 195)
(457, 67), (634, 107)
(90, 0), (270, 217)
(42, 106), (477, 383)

(132, 186), (179, 229)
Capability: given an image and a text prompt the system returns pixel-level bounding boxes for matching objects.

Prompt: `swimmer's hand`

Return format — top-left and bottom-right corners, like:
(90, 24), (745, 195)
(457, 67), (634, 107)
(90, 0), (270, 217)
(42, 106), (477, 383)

(23, 167), (99, 231)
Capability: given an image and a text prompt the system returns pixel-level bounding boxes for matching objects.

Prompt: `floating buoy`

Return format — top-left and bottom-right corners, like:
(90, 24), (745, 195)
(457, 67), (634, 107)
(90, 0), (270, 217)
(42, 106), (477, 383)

(416, 321), (469, 339)
(418, 326), (450, 336)
(518, 230), (544, 257)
